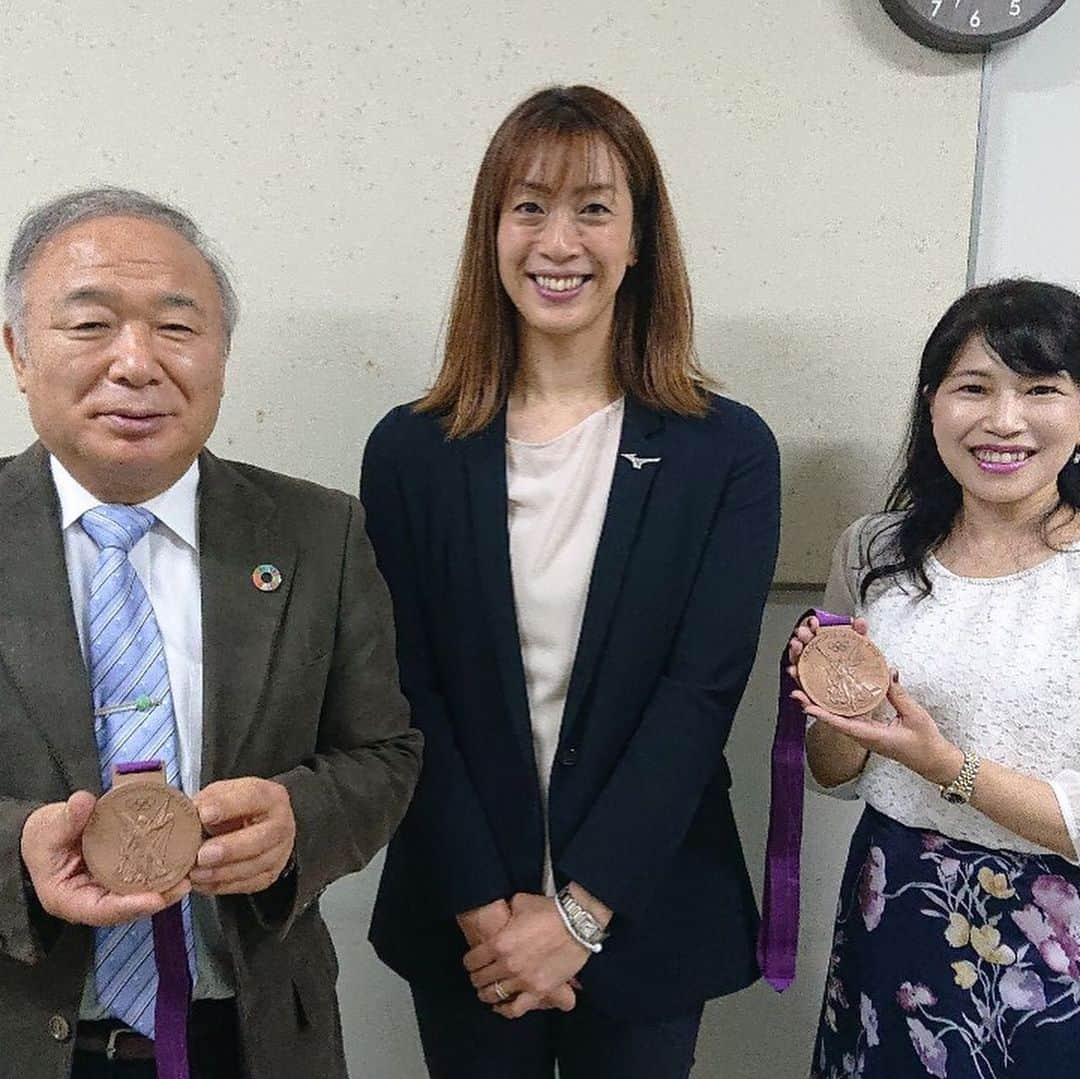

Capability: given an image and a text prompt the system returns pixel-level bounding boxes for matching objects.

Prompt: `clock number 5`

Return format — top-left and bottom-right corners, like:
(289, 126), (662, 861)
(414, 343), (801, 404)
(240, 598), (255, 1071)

(1010, 0), (1022, 14)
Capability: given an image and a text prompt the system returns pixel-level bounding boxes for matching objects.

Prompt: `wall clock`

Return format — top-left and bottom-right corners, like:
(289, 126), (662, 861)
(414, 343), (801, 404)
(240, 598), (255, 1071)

(880, 0), (1069, 52)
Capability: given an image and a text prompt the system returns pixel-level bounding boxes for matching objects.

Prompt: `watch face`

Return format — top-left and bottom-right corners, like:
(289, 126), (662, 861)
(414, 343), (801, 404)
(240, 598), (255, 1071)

(880, 0), (1069, 52)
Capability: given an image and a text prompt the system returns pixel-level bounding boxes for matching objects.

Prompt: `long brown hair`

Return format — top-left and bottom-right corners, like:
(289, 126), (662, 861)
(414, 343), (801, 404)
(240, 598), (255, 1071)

(417, 85), (711, 437)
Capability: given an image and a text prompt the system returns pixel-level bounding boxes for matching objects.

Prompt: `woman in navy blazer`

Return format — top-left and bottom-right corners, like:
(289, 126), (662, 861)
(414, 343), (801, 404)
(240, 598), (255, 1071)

(361, 85), (780, 1079)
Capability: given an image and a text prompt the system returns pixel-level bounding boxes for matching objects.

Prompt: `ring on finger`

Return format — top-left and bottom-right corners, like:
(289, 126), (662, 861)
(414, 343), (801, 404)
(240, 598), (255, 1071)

(493, 980), (510, 1002)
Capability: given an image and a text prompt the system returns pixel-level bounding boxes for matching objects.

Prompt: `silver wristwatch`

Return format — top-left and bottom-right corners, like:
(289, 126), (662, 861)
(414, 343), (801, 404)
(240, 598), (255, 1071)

(555, 885), (610, 953)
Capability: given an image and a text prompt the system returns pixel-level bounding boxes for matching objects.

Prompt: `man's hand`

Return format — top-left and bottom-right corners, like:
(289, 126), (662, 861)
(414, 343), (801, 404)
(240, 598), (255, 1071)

(190, 777), (296, 895)
(20, 791), (188, 926)
(464, 892), (592, 1019)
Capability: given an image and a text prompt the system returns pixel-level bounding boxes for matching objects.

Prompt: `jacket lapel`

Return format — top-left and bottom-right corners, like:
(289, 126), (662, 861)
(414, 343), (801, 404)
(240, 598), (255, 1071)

(197, 451), (297, 784)
(462, 412), (537, 777)
(560, 396), (666, 739)
(0, 444), (101, 793)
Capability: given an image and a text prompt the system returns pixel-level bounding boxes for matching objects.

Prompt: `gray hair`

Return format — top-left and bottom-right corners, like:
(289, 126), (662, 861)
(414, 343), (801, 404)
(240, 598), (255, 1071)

(3, 186), (239, 349)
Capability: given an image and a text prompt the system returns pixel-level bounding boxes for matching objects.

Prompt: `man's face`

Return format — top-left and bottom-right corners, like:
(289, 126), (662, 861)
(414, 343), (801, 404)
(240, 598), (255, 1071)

(4, 214), (227, 502)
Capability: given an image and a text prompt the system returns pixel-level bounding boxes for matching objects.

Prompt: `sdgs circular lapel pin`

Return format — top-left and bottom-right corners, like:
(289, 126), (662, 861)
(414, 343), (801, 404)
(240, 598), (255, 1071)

(252, 564), (282, 592)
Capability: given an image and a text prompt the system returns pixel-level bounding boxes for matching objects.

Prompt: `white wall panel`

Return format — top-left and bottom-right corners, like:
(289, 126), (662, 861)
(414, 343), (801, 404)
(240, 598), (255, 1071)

(973, 0), (1080, 289)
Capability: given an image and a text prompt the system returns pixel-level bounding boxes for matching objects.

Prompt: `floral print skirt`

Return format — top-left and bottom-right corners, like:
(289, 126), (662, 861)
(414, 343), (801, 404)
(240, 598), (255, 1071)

(812, 805), (1080, 1079)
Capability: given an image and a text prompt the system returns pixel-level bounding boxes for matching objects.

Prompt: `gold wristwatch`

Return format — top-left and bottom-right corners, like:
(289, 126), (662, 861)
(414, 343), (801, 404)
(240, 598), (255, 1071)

(939, 751), (980, 805)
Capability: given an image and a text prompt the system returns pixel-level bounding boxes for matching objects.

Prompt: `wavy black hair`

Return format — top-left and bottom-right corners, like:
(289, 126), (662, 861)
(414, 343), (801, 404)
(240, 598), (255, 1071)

(862, 278), (1080, 599)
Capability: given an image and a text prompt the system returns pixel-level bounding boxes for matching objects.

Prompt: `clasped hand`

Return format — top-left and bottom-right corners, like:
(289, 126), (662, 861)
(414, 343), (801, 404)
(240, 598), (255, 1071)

(20, 777), (296, 927)
(460, 893), (590, 1019)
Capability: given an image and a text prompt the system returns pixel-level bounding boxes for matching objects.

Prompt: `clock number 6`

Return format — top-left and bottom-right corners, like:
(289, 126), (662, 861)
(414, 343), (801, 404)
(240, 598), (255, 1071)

(969, 8), (981, 28)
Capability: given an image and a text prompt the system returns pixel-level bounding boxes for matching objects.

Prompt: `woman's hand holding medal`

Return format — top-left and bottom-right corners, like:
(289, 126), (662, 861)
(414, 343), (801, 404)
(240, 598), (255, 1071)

(788, 616), (963, 786)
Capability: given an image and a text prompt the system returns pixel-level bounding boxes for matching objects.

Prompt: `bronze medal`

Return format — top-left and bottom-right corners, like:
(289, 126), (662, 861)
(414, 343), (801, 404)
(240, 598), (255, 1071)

(82, 766), (202, 895)
(797, 625), (890, 718)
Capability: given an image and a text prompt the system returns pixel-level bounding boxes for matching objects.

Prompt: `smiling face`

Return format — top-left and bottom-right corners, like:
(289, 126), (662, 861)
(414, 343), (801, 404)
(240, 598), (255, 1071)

(4, 214), (227, 502)
(929, 334), (1080, 516)
(496, 137), (636, 349)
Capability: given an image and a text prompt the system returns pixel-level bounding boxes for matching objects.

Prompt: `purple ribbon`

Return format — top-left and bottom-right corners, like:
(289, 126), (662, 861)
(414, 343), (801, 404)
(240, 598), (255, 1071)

(115, 761), (169, 775)
(116, 759), (192, 1079)
(757, 608), (850, 992)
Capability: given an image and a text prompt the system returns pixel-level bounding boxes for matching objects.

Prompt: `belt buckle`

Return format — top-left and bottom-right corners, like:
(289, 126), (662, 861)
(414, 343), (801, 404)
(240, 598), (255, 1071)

(105, 1027), (140, 1062)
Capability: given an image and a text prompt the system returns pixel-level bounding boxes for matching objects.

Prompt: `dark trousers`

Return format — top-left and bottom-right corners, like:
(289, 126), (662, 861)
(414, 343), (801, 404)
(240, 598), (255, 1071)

(70, 1000), (243, 1079)
(412, 978), (704, 1079)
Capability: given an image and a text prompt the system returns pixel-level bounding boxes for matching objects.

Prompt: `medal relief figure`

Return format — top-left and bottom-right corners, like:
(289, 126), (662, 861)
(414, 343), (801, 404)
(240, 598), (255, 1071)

(116, 793), (176, 887)
(819, 636), (884, 716)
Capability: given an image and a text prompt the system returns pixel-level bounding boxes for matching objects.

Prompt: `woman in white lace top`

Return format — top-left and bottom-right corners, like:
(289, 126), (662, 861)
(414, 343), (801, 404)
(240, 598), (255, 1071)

(790, 279), (1080, 1079)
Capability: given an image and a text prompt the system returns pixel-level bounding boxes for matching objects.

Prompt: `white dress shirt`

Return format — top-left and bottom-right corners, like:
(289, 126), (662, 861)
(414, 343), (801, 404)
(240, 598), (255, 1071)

(50, 455), (204, 799)
(49, 455), (235, 1014)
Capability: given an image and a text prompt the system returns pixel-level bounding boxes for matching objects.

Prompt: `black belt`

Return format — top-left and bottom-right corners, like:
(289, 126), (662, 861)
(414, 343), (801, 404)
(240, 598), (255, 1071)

(75, 998), (237, 1062)
(75, 1023), (155, 1062)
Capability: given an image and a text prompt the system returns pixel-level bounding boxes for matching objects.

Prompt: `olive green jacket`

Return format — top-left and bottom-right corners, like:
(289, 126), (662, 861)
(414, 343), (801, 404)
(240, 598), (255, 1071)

(0, 442), (421, 1079)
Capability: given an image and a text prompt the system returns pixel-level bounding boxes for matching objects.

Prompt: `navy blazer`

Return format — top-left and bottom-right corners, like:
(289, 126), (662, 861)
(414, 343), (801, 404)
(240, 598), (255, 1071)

(361, 392), (780, 1021)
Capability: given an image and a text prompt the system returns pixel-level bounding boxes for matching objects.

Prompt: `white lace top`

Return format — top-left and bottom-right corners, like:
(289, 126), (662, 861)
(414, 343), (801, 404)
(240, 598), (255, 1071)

(813, 512), (1080, 863)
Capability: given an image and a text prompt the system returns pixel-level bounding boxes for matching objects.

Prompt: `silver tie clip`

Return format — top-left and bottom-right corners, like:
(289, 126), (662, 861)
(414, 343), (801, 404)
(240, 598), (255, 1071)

(93, 695), (162, 718)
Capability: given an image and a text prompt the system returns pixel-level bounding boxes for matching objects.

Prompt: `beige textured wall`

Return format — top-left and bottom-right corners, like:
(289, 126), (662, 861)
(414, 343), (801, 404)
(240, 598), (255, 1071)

(0, 0), (980, 581)
(0, 3), (985, 1075)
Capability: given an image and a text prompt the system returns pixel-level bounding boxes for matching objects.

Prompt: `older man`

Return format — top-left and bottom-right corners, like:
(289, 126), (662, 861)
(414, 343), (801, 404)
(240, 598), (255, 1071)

(0, 188), (422, 1079)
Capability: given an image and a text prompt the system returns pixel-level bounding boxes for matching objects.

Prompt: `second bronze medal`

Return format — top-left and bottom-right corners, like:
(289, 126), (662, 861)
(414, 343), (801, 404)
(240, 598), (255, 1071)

(797, 625), (890, 718)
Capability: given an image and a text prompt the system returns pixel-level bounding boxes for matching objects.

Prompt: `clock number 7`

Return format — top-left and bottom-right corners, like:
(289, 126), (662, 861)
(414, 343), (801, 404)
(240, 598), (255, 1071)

(930, 0), (942, 15)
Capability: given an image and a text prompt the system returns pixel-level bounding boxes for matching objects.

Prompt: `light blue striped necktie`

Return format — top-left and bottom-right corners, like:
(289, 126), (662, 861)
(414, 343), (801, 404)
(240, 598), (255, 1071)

(82, 504), (196, 1037)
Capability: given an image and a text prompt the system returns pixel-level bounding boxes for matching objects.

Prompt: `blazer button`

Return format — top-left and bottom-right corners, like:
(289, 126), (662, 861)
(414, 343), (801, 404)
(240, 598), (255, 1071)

(47, 1014), (72, 1042)
(558, 746), (578, 767)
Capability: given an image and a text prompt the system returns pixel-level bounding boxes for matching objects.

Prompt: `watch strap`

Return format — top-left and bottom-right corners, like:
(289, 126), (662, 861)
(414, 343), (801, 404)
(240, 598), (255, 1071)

(940, 751), (980, 804)
(555, 885), (607, 953)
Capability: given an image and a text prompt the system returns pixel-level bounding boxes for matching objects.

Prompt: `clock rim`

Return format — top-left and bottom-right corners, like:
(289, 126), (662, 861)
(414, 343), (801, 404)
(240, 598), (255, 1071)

(879, 0), (1070, 53)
